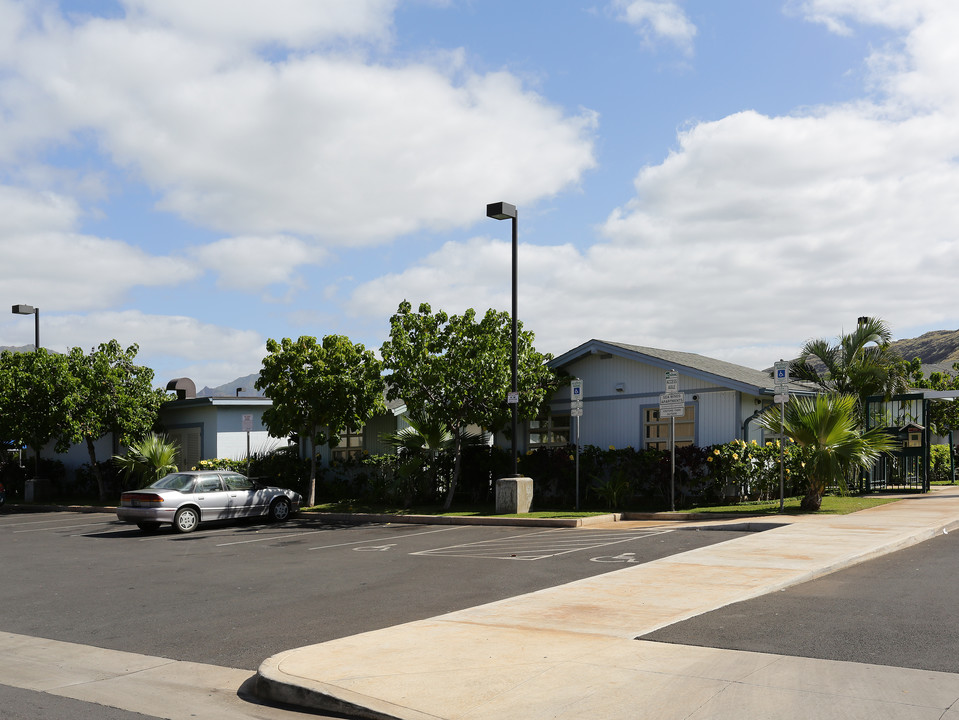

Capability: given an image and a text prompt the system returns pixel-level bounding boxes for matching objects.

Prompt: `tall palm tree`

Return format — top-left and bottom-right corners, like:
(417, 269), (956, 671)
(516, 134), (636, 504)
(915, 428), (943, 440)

(791, 317), (910, 423)
(759, 394), (896, 511)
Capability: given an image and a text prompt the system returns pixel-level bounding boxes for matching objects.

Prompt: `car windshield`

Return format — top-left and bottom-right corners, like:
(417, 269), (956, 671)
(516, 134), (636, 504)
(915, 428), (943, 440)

(149, 474), (196, 492)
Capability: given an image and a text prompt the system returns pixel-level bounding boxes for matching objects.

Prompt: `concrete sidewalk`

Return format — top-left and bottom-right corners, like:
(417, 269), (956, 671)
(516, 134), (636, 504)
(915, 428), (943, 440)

(256, 488), (959, 719)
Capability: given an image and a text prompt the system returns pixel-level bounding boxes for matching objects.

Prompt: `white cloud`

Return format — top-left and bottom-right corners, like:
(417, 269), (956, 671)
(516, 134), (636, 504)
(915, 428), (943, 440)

(120, 0), (398, 48)
(9, 310), (268, 388)
(0, 186), (197, 313)
(0, 7), (597, 245)
(190, 235), (324, 291)
(611, 0), (697, 53)
(788, 0), (923, 35)
(351, 0), (959, 369)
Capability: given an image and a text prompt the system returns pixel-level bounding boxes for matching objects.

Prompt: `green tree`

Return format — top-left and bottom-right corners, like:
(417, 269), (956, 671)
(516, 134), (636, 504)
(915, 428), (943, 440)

(0, 349), (74, 476)
(791, 317), (910, 422)
(255, 335), (385, 506)
(113, 432), (179, 489)
(759, 394), (896, 511)
(66, 341), (170, 500)
(380, 300), (559, 510)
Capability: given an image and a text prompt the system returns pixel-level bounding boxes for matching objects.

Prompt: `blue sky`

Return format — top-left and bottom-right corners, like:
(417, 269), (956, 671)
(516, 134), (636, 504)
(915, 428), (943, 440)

(1, 0), (956, 389)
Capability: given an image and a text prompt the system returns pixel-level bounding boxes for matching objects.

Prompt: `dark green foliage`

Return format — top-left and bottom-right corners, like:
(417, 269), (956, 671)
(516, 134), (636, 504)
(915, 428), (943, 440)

(381, 300), (559, 509)
(458, 445), (511, 504)
(66, 341), (169, 500)
(0, 349), (74, 475)
(73, 460), (121, 498)
(521, 447), (576, 507)
(255, 334), (385, 506)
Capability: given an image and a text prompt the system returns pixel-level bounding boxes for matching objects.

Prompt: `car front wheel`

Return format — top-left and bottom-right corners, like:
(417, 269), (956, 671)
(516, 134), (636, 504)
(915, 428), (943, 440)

(173, 507), (200, 533)
(269, 497), (291, 522)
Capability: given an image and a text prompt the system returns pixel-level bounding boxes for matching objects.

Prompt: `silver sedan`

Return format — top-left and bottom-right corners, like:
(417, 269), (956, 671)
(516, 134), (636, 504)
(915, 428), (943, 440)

(117, 470), (302, 533)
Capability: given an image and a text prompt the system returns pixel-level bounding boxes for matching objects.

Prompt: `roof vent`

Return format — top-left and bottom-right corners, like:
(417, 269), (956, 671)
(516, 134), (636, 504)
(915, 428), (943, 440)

(166, 378), (196, 400)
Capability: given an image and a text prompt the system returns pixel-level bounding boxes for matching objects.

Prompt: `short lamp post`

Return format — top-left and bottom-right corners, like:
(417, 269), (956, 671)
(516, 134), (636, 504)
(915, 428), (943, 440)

(486, 201), (520, 477)
(11, 304), (39, 351)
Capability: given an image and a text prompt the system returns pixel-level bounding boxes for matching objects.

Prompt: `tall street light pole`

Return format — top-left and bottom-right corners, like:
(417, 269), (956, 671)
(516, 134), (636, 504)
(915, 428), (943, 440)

(11, 304), (39, 350)
(486, 202), (520, 477)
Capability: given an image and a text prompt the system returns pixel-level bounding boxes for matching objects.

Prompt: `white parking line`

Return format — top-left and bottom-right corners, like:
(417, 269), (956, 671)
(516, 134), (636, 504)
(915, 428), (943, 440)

(0, 514), (108, 528)
(308, 525), (463, 551)
(217, 528), (340, 546)
(12, 521), (116, 534)
(414, 528), (674, 560)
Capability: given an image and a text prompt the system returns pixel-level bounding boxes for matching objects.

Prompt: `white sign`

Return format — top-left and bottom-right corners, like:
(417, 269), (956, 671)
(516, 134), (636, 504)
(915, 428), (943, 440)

(660, 392), (685, 406)
(659, 405), (686, 418)
(665, 369), (679, 393)
(774, 361), (790, 389)
(774, 393), (789, 404)
(570, 406), (583, 417)
(570, 379), (583, 399)
(507, 391), (519, 404)
(241, 414), (253, 432)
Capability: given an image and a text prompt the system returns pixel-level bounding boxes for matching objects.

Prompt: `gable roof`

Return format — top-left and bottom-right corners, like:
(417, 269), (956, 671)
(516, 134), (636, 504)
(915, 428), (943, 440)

(550, 339), (814, 396)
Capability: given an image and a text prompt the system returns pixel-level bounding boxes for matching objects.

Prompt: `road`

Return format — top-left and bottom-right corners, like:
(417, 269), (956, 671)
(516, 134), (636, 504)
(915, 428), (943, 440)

(0, 509), (746, 718)
(643, 528), (959, 674)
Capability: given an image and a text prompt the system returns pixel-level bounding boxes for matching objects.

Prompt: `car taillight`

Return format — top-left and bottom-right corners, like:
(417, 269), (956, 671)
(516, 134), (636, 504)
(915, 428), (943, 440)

(121, 493), (164, 504)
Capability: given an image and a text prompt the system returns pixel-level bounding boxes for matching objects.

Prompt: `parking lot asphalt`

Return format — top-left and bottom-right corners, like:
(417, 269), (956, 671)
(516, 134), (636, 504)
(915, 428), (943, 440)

(255, 488), (959, 720)
(0, 509), (746, 670)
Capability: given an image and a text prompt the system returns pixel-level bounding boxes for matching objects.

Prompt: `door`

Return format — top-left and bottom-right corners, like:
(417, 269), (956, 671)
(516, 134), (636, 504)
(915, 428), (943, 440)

(191, 475), (230, 519)
(222, 472), (263, 517)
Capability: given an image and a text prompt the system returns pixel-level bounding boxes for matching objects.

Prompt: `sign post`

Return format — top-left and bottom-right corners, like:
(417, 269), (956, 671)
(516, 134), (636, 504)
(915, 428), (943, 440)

(242, 413), (253, 476)
(659, 371), (684, 512)
(570, 379), (583, 510)
(773, 361), (790, 512)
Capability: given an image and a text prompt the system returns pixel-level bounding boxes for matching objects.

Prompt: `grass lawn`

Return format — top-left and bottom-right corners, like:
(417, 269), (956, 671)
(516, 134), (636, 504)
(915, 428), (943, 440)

(682, 495), (901, 515)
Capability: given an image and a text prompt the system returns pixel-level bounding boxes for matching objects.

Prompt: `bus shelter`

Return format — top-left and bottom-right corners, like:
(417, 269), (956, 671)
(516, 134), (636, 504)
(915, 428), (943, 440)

(863, 391), (959, 493)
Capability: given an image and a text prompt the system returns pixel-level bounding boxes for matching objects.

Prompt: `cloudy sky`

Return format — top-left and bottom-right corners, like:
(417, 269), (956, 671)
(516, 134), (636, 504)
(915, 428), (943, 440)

(1, 0), (956, 388)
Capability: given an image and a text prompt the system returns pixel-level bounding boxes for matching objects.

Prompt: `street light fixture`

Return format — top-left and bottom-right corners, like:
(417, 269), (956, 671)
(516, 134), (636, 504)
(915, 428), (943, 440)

(11, 304), (39, 351)
(486, 201), (520, 477)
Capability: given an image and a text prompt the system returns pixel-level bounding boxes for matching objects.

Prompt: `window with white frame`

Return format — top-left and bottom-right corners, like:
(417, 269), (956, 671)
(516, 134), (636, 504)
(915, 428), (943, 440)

(644, 406), (695, 451)
(529, 413), (571, 448)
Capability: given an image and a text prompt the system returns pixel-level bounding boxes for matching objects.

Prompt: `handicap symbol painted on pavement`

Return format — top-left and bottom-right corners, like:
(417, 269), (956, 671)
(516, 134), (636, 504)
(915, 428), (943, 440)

(590, 552), (639, 564)
(354, 544), (396, 552)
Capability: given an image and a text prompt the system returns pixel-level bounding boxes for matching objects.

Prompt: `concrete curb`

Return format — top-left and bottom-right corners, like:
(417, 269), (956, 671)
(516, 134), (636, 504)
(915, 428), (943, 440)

(307, 511), (622, 527)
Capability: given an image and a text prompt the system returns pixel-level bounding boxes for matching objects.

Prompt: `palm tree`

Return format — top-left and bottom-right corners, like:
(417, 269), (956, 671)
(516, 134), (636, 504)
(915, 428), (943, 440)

(113, 433), (179, 490)
(381, 413), (481, 507)
(759, 394), (896, 511)
(791, 317), (910, 423)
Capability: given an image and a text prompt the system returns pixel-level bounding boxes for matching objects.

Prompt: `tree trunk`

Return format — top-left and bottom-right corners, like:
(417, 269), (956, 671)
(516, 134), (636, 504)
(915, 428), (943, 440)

(442, 432), (463, 511)
(85, 435), (106, 501)
(307, 432), (317, 507)
(800, 491), (822, 512)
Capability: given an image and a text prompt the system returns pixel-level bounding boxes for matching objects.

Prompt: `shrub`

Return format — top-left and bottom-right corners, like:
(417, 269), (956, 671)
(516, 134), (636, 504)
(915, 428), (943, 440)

(930, 444), (954, 483)
(73, 460), (121, 500)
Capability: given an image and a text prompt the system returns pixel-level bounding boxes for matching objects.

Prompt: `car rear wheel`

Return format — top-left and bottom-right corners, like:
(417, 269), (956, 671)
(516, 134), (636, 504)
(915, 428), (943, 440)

(136, 521), (161, 532)
(173, 506), (200, 533)
(269, 497), (291, 522)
